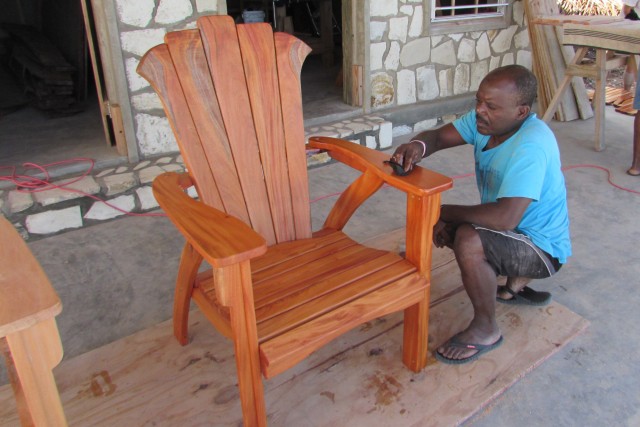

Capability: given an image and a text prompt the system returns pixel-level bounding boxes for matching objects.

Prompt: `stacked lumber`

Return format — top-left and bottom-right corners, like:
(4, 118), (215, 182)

(587, 87), (629, 103)
(3, 24), (78, 115)
(586, 86), (637, 115)
(609, 88), (636, 115)
(524, 0), (593, 121)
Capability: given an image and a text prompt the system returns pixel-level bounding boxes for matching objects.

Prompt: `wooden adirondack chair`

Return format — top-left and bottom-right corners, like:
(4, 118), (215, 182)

(137, 15), (452, 426)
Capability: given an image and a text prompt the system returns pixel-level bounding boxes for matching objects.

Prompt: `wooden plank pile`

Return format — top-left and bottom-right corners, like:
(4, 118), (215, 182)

(587, 86), (637, 115)
(4, 25), (78, 115)
(524, 0), (593, 121)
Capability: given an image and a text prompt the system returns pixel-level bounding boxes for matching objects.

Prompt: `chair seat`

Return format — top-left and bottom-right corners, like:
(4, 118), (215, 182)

(192, 229), (426, 377)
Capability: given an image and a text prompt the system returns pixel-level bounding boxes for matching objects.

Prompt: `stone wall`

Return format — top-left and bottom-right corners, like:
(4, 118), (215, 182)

(369, 0), (531, 113)
(0, 116), (391, 240)
(113, 0), (225, 157)
(112, 0), (531, 158)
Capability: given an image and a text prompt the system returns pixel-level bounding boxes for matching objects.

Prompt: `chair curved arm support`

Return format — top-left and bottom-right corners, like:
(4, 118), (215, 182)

(152, 172), (268, 268)
(307, 136), (453, 197)
(308, 136), (453, 232)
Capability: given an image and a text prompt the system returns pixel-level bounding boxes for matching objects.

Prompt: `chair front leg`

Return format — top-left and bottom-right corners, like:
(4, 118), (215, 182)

(402, 193), (442, 372)
(173, 243), (203, 345)
(216, 261), (267, 427)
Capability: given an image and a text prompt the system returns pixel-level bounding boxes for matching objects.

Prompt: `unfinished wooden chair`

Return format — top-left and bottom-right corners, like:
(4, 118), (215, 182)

(137, 15), (452, 426)
(0, 217), (67, 426)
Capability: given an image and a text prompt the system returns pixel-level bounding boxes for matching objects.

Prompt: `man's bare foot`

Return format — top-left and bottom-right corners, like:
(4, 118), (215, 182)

(627, 167), (640, 176)
(496, 276), (531, 300)
(436, 325), (502, 363)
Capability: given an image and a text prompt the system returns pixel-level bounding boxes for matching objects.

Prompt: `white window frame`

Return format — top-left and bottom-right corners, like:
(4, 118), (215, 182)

(426, 0), (512, 36)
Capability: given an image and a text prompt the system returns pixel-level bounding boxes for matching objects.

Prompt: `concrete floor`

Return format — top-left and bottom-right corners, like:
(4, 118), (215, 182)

(0, 93), (121, 167)
(6, 106), (640, 425)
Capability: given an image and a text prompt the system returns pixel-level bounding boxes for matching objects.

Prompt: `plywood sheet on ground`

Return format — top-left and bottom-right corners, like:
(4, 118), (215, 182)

(0, 229), (589, 426)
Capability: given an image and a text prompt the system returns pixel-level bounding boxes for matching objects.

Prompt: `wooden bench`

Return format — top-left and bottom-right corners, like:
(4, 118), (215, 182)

(0, 217), (67, 426)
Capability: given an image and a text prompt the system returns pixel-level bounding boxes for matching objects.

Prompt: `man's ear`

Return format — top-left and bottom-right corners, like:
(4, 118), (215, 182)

(517, 104), (531, 120)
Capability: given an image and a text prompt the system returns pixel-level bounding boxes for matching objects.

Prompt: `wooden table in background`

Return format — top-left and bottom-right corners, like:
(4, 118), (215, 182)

(533, 15), (640, 151)
(0, 217), (67, 426)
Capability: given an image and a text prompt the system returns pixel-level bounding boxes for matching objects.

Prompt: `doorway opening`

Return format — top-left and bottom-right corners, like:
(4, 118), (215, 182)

(227, 0), (360, 123)
(0, 0), (122, 185)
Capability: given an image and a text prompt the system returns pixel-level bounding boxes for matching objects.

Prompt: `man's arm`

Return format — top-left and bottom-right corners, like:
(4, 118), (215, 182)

(441, 197), (532, 231)
(391, 122), (467, 173)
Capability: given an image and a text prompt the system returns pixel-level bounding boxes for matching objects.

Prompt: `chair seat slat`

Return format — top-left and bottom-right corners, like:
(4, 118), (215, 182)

(252, 244), (390, 304)
(251, 238), (361, 286)
(259, 275), (427, 378)
(255, 255), (413, 327)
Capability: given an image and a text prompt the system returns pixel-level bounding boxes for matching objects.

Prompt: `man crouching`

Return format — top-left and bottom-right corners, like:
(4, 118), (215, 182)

(392, 65), (571, 364)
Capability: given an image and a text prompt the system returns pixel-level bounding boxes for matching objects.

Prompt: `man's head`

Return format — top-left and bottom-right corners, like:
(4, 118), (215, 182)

(474, 65), (538, 140)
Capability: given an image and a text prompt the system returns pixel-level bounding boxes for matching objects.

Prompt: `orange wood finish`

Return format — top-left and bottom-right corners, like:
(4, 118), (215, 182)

(0, 216), (68, 426)
(138, 15), (452, 427)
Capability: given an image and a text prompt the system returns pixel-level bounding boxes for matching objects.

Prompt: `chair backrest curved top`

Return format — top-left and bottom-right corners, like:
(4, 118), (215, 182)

(138, 15), (313, 245)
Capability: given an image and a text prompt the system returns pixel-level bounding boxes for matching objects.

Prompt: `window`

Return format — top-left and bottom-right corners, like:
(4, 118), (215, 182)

(427, 0), (511, 35)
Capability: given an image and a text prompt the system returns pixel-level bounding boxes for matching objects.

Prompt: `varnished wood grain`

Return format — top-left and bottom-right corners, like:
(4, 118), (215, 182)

(252, 240), (369, 289)
(223, 262), (266, 427)
(251, 230), (349, 272)
(238, 23), (296, 244)
(254, 253), (408, 319)
(173, 243), (203, 345)
(275, 32), (313, 240)
(323, 169), (384, 231)
(152, 173), (267, 268)
(402, 193), (441, 371)
(256, 260), (417, 343)
(198, 16), (277, 244)
(137, 44), (225, 211)
(307, 136), (453, 196)
(259, 274), (427, 378)
(164, 30), (252, 225)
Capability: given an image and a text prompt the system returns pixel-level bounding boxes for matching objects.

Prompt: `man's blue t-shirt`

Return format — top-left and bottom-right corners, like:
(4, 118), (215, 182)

(453, 110), (571, 264)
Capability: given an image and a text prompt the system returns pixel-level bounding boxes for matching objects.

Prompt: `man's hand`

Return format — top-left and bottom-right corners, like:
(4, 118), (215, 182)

(433, 219), (455, 248)
(391, 140), (424, 174)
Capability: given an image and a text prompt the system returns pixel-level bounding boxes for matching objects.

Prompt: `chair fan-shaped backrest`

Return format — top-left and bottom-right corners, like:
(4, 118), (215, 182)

(138, 15), (312, 245)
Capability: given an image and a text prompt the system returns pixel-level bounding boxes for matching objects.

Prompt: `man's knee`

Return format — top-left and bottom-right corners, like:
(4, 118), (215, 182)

(453, 224), (484, 258)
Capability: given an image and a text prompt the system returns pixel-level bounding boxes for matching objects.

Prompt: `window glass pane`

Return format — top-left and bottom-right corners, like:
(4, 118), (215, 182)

(432, 0), (507, 21)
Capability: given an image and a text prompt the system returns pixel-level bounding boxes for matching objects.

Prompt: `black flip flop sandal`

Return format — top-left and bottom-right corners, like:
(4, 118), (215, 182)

(496, 286), (551, 306)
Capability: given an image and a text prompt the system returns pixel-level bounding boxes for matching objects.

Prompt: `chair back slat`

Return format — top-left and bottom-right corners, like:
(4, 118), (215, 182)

(236, 23), (297, 243)
(164, 30), (253, 225)
(275, 32), (312, 239)
(198, 16), (278, 244)
(136, 44), (225, 211)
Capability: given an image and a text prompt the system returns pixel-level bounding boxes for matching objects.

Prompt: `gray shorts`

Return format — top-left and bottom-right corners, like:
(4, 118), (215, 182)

(472, 225), (561, 279)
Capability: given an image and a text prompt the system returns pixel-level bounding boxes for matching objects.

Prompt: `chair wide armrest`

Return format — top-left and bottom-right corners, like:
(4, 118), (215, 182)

(307, 136), (453, 196)
(153, 172), (267, 268)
